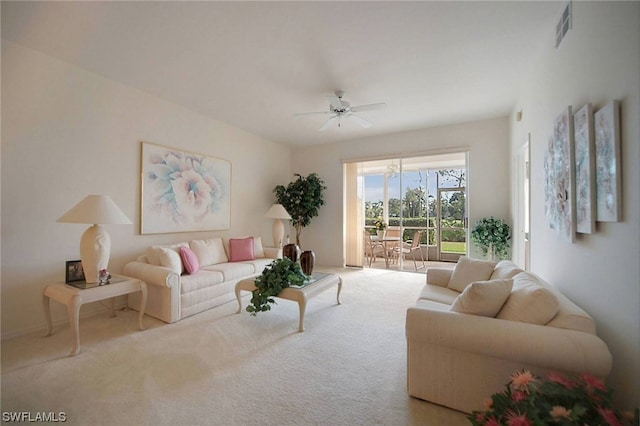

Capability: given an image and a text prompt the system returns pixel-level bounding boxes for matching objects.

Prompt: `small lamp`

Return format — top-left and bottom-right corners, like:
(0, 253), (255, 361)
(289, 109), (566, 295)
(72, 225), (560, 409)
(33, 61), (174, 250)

(58, 195), (132, 283)
(265, 204), (291, 248)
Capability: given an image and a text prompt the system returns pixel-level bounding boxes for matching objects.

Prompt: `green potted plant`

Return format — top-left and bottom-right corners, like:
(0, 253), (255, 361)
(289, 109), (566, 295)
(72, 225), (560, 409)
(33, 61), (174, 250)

(470, 216), (511, 261)
(374, 218), (387, 238)
(247, 258), (306, 316)
(274, 173), (326, 247)
(469, 369), (638, 426)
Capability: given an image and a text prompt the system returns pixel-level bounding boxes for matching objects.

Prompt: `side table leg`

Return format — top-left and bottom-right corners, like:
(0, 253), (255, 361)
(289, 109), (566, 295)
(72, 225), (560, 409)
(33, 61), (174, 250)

(138, 282), (147, 331)
(42, 291), (53, 337)
(297, 295), (308, 332)
(336, 277), (343, 305)
(109, 297), (116, 318)
(68, 294), (82, 357)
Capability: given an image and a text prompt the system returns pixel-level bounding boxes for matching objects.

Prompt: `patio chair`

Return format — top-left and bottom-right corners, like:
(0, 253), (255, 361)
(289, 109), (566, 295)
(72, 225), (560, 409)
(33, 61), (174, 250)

(363, 230), (385, 267)
(393, 231), (426, 271)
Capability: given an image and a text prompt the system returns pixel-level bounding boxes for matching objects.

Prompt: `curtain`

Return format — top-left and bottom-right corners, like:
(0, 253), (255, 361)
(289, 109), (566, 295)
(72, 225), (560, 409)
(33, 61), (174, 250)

(344, 162), (364, 267)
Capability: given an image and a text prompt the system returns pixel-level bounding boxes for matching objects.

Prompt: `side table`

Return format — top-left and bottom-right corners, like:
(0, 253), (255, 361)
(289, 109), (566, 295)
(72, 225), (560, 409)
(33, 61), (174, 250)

(42, 274), (147, 356)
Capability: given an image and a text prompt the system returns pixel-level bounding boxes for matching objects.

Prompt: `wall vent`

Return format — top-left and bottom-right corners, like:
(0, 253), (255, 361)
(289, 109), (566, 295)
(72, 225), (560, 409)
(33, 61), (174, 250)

(555, 1), (572, 48)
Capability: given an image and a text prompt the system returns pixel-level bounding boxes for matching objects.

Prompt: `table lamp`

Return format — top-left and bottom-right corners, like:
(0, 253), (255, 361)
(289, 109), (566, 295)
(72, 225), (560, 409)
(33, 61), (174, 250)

(58, 195), (132, 283)
(265, 204), (291, 248)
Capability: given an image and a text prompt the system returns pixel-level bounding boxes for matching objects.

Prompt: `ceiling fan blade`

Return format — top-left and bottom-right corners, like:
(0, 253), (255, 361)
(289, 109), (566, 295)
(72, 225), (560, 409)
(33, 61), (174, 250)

(327, 94), (343, 110)
(350, 102), (387, 113)
(347, 113), (372, 128)
(293, 111), (332, 117)
(318, 115), (338, 131)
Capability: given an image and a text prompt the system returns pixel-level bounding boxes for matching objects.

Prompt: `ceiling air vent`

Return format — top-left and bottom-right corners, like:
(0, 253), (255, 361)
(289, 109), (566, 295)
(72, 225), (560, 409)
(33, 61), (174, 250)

(555, 1), (572, 48)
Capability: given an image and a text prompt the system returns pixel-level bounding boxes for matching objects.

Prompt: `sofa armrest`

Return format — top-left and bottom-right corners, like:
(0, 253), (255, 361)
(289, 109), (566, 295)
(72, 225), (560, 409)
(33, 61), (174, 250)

(425, 268), (452, 287)
(123, 261), (180, 289)
(406, 306), (612, 376)
(263, 247), (282, 259)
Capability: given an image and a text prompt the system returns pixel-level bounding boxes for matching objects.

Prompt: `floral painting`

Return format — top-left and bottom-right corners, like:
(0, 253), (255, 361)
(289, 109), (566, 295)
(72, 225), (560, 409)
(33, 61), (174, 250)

(573, 103), (596, 234)
(595, 101), (621, 222)
(546, 107), (575, 243)
(141, 142), (231, 234)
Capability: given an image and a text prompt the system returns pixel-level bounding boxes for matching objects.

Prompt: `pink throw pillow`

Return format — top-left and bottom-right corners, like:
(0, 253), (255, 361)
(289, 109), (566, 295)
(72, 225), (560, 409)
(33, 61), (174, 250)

(180, 246), (200, 275)
(229, 237), (255, 262)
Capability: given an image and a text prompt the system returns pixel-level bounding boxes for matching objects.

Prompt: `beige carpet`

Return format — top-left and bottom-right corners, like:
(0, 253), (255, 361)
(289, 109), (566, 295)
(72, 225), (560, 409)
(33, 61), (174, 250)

(1, 267), (468, 426)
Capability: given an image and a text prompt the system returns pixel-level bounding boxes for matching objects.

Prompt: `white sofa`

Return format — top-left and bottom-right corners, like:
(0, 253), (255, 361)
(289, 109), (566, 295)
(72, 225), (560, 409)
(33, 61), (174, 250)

(124, 236), (279, 323)
(406, 257), (612, 413)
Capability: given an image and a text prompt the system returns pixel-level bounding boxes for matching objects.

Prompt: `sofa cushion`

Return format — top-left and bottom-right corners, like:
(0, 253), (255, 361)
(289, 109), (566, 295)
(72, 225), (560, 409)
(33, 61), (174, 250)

(229, 237), (255, 262)
(146, 243), (188, 274)
(190, 237), (228, 266)
(450, 279), (513, 317)
(203, 262), (254, 281)
(418, 284), (461, 305)
(490, 260), (523, 280)
(253, 237), (265, 258)
(447, 257), (496, 292)
(180, 246), (200, 275)
(497, 273), (560, 324)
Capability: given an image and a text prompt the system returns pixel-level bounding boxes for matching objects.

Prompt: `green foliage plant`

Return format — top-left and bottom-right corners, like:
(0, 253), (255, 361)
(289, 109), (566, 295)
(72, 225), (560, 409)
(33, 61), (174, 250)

(469, 370), (638, 426)
(274, 173), (326, 246)
(470, 216), (511, 260)
(247, 258), (306, 316)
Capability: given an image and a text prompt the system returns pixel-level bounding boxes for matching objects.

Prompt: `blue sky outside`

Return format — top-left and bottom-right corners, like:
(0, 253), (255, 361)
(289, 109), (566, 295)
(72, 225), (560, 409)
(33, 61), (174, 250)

(364, 171), (438, 202)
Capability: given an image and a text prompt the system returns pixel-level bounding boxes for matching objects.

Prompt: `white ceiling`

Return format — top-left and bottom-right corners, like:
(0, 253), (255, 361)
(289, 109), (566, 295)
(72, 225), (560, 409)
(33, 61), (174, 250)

(1, 1), (561, 147)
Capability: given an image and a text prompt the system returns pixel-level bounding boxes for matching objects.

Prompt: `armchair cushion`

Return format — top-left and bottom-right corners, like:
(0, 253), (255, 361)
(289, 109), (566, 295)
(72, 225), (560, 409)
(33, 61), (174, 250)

(450, 279), (513, 317)
(447, 257), (496, 292)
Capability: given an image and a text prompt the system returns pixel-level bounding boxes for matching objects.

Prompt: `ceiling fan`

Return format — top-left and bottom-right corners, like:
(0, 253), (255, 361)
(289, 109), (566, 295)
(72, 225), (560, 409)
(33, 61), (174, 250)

(294, 91), (386, 131)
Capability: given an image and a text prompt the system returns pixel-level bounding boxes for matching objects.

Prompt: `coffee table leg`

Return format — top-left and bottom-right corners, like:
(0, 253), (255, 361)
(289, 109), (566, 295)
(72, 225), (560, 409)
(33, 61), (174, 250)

(68, 294), (82, 357)
(235, 285), (242, 314)
(138, 282), (147, 331)
(336, 278), (343, 305)
(297, 295), (308, 332)
(42, 291), (53, 337)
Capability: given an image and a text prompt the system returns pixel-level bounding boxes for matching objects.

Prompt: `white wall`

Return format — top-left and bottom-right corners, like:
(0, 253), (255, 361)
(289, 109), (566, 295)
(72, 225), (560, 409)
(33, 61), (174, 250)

(1, 41), (291, 337)
(510, 2), (639, 407)
(291, 116), (510, 266)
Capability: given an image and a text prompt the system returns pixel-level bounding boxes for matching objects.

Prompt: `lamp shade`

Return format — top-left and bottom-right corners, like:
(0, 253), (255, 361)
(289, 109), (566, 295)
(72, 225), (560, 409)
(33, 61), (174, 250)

(265, 204), (291, 220)
(58, 195), (132, 225)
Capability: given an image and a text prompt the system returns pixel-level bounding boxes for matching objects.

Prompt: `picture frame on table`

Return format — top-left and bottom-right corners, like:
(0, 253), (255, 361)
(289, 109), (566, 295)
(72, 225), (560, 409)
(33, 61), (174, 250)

(65, 260), (85, 283)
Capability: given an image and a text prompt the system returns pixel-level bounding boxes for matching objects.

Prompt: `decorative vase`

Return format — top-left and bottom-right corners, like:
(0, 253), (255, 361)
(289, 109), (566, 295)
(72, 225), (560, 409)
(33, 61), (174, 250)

(300, 250), (315, 276)
(377, 230), (385, 238)
(283, 243), (300, 263)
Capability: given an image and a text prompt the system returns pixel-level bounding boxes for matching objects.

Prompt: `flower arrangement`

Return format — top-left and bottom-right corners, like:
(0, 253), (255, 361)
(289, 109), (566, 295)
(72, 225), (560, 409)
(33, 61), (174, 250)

(470, 216), (511, 260)
(374, 218), (387, 231)
(469, 370), (638, 426)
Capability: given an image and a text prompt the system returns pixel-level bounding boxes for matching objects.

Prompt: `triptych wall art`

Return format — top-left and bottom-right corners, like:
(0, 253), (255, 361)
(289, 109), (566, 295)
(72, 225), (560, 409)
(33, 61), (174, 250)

(544, 100), (621, 242)
(140, 142), (231, 234)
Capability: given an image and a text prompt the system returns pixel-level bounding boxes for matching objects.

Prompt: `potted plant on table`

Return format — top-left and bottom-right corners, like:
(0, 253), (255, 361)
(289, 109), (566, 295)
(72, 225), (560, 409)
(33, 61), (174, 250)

(470, 216), (511, 261)
(247, 258), (306, 316)
(374, 218), (387, 238)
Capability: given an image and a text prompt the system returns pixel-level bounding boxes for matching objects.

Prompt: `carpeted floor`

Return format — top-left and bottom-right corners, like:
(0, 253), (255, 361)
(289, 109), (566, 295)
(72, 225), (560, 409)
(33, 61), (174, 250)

(1, 267), (468, 426)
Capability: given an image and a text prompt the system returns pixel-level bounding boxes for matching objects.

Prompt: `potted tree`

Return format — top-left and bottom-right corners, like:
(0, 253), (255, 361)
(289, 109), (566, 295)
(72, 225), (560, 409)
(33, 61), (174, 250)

(274, 173), (326, 247)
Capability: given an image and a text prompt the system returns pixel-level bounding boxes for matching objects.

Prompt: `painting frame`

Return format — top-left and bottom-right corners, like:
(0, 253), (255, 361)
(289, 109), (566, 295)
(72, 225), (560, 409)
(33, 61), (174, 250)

(547, 106), (575, 243)
(140, 141), (231, 234)
(65, 260), (85, 283)
(594, 100), (622, 222)
(573, 103), (596, 234)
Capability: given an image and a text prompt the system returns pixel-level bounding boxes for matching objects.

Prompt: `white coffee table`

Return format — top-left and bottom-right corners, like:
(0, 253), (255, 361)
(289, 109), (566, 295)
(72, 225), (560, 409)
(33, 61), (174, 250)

(235, 272), (342, 332)
(42, 274), (147, 356)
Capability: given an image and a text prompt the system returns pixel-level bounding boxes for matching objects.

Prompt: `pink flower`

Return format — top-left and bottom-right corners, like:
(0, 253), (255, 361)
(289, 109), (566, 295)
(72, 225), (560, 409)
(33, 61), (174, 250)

(484, 416), (500, 426)
(598, 406), (622, 426)
(547, 371), (575, 389)
(475, 412), (485, 423)
(483, 398), (493, 410)
(505, 410), (532, 426)
(512, 390), (528, 402)
(582, 373), (607, 391)
(510, 370), (536, 391)
(550, 406), (572, 419)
